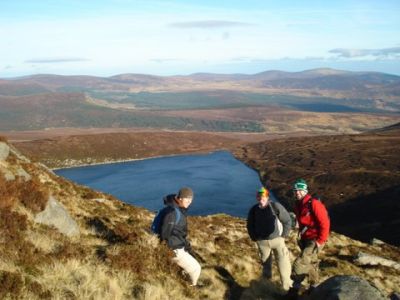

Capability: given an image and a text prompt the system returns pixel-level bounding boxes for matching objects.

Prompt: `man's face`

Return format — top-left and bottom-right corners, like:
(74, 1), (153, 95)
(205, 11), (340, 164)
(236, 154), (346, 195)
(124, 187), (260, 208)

(294, 189), (307, 201)
(178, 197), (193, 208)
(257, 194), (269, 207)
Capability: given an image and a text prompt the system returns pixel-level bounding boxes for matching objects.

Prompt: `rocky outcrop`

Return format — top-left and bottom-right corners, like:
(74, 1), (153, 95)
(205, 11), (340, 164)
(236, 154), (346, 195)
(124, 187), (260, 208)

(0, 142), (32, 182)
(0, 142), (10, 161)
(355, 251), (400, 271)
(34, 195), (80, 237)
(306, 275), (386, 300)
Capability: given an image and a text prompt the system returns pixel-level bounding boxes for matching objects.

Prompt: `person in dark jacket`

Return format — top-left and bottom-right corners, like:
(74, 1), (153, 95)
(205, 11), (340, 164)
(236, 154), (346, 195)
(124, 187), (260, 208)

(160, 187), (201, 286)
(288, 178), (330, 298)
(247, 187), (293, 291)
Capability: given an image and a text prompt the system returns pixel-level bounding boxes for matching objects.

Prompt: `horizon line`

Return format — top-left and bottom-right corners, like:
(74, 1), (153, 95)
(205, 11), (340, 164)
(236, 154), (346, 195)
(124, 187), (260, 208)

(2, 67), (400, 80)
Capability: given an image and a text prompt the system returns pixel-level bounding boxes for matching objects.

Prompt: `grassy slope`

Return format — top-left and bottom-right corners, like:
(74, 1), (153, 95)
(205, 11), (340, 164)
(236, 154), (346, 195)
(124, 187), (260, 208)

(0, 137), (399, 299)
(13, 132), (242, 168)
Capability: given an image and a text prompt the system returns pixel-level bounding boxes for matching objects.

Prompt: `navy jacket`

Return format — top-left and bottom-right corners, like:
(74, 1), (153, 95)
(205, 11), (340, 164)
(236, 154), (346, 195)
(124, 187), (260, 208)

(160, 202), (190, 250)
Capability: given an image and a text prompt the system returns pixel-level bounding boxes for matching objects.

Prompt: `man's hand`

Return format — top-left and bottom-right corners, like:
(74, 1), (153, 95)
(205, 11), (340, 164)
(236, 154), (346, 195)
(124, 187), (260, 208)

(185, 241), (192, 253)
(315, 241), (324, 252)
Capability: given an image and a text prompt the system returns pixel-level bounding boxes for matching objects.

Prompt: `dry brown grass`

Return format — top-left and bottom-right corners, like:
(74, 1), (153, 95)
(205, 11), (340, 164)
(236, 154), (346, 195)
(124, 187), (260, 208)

(25, 231), (59, 254)
(0, 271), (24, 299)
(36, 259), (134, 300)
(0, 172), (48, 213)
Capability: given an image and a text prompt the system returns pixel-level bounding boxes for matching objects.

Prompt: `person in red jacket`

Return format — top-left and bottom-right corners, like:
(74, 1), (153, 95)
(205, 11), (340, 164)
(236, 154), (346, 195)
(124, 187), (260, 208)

(288, 178), (330, 298)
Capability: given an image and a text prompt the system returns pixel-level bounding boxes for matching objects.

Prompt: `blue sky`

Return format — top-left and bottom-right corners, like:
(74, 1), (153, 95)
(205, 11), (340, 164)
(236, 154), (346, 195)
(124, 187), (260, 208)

(1, 0), (400, 77)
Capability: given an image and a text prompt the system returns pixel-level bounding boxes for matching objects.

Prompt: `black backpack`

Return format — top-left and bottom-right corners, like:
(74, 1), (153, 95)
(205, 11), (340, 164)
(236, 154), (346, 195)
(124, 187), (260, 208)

(151, 205), (181, 235)
(308, 195), (330, 220)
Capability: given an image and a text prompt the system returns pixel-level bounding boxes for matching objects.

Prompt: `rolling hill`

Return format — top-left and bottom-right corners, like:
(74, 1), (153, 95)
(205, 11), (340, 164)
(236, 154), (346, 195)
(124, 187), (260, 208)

(1, 68), (400, 133)
(3, 68), (399, 100)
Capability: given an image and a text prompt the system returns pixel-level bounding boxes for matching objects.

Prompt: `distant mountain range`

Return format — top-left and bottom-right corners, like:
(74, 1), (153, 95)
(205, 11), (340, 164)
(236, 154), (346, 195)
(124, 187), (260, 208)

(2, 68), (400, 98)
(0, 68), (399, 131)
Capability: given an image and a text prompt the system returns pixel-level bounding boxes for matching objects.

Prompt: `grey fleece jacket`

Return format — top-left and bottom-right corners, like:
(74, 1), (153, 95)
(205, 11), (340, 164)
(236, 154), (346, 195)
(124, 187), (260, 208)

(247, 202), (292, 241)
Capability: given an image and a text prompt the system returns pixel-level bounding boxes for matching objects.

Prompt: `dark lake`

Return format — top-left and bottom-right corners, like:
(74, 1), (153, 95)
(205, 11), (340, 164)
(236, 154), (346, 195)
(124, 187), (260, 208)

(55, 151), (271, 218)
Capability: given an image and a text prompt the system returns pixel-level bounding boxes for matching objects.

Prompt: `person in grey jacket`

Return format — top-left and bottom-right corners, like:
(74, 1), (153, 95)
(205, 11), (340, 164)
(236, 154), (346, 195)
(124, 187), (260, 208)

(247, 187), (293, 291)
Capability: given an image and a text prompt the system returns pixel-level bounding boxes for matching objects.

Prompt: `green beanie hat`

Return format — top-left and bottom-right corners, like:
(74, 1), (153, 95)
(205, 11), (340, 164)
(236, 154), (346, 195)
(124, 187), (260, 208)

(293, 179), (308, 191)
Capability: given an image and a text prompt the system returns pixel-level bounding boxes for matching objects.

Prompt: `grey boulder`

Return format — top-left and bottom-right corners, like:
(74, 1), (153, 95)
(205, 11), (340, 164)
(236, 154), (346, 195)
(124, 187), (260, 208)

(34, 195), (80, 237)
(306, 275), (386, 300)
(0, 142), (10, 161)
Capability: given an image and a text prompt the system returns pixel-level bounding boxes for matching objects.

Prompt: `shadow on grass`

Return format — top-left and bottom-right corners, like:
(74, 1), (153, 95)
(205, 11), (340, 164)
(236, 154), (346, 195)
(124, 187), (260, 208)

(87, 217), (126, 244)
(214, 266), (245, 300)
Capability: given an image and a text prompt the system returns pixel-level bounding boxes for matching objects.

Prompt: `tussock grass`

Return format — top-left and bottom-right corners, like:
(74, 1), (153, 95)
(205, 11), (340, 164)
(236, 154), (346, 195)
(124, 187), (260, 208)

(0, 258), (20, 275)
(133, 280), (190, 300)
(0, 270), (53, 299)
(0, 271), (24, 299)
(37, 259), (134, 300)
(25, 231), (58, 254)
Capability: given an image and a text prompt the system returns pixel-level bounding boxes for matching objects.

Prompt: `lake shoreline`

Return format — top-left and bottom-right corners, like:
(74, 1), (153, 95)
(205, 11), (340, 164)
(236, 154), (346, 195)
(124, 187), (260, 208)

(51, 150), (218, 171)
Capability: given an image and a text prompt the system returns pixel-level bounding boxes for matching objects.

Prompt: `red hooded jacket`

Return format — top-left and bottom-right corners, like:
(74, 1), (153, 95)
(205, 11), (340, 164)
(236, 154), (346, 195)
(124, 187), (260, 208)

(295, 194), (330, 244)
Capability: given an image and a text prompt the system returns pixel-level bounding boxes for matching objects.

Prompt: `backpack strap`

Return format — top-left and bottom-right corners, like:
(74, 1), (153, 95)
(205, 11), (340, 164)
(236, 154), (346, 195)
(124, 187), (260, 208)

(307, 196), (321, 218)
(270, 202), (283, 236)
(173, 207), (182, 225)
(270, 202), (280, 218)
(307, 198), (314, 215)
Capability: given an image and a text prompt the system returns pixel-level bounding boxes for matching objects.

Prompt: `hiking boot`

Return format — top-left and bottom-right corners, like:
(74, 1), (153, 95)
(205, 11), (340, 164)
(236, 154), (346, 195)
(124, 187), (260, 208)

(305, 284), (317, 295)
(285, 287), (299, 300)
(190, 279), (209, 288)
(190, 284), (205, 290)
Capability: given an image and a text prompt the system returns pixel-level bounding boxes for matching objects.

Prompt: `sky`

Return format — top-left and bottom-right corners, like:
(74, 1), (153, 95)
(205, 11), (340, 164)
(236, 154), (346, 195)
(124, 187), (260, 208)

(1, 0), (400, 77)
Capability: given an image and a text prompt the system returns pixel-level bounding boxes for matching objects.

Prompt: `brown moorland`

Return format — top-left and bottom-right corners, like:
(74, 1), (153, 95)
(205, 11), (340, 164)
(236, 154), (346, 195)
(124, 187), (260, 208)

(155, 106), (400, 134)
(12, 131), (242, 168)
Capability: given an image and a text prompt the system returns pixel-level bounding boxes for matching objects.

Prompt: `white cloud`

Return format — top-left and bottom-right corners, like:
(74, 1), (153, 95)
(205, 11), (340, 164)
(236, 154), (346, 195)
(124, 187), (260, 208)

(329, 47), (400, 59)
(25, 57), (90, 64)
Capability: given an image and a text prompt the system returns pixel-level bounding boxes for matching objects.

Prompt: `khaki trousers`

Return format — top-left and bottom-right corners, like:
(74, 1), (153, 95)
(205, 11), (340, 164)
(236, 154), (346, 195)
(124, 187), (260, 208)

(256, 237), (293, 291)
(292, 239), (323, 287)
(173, 248), (202, 286)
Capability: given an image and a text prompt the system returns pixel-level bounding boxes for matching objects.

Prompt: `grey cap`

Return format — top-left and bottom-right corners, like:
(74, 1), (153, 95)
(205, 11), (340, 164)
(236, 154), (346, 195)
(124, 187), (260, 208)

(177, 187), (193, 199)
